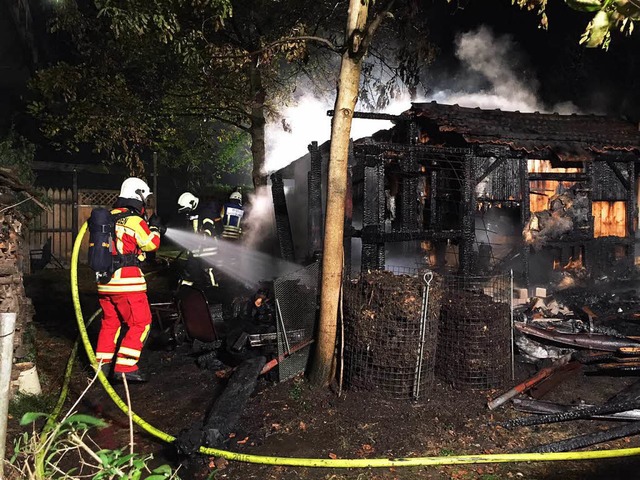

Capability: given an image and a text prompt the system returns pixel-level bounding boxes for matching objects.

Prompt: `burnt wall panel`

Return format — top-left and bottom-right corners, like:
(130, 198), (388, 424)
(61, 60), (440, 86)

(592, 161), (628, 201)
(475, 157), (523, 201)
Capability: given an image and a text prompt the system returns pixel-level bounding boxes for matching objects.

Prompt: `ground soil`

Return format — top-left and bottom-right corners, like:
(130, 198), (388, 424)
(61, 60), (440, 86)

(8, 266), (640, 479)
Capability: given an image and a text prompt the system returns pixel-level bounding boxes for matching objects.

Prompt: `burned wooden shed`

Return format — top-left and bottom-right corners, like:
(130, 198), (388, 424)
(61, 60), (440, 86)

(273, 102), (640, 283)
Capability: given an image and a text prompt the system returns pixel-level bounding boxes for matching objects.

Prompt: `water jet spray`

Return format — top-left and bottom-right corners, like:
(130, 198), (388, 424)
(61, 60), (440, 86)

(163, 228), (301, 288)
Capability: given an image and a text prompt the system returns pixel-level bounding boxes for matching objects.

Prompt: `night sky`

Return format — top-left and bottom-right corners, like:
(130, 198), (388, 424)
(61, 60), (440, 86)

(426, 1), (640, 118)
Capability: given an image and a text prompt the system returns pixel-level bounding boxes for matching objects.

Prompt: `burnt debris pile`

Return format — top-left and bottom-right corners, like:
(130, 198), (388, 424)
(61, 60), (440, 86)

(489, 283), (640, 453)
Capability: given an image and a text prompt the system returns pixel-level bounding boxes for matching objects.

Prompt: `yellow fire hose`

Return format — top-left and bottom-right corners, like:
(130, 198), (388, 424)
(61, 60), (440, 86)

(71, 221), (640, 467)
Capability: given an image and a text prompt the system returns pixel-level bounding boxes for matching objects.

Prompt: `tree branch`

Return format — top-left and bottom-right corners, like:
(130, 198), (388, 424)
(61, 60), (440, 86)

(358, 0), (396, 59)
(208, 35), (338, 60)
(163, 112), (251, 132)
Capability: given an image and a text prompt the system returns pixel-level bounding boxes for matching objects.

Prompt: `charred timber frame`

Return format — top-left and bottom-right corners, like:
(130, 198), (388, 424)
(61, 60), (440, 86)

(307, 141), (323, 257)
(460, 152), (476, 274)
(344, 142), (354, 278)
(361, 150), (386, 270)
(400, 122), (419, 231)
(520, 157), (531, 286)
(625, 161), (635, 242)
(270, 172), (296, 262)
(355, 141), (467, 272)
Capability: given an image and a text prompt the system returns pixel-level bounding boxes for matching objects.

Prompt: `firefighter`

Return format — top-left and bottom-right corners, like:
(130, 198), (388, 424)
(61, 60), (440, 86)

(177, 192), (220, 237)
(177, 192), (221, 286)
(220, 191), (244, 240)
(95, 177), (162, 383)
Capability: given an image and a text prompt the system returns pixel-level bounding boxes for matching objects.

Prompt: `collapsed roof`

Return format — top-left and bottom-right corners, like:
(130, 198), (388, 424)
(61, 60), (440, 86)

(407, 102), (640, 162)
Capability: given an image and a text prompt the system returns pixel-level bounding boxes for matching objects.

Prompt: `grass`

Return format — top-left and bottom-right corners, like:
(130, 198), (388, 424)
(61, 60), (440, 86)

(289, 380), (303, 401)
(9, 392), (56, 420)
(438, 448), (457, 456)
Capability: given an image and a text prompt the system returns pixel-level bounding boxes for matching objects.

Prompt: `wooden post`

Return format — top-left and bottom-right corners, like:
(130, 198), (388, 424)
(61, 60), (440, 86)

(72, 169), (78, 242)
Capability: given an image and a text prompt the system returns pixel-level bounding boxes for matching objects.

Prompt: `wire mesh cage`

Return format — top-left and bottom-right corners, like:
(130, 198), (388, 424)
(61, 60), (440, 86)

(273, 261), (320, 382)
(343, 269), (442, 400)
(436, 273), (513, 390)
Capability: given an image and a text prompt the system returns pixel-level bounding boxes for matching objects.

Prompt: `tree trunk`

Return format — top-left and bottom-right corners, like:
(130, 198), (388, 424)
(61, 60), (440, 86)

(249, 59), (268, 188)
(309, 0), (370, 387)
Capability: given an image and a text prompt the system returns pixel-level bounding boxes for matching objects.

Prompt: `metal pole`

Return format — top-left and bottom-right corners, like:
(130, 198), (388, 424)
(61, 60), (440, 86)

(510, 269), (515, 381)
(0, 312), (17, 476)
(153, 152), (158, 216)
(275, 299), (291, 355)
(413, 271), (433, 401)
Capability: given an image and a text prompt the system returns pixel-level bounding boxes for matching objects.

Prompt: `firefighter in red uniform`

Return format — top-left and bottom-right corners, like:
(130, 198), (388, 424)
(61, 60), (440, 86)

(95, 178), (162, 382)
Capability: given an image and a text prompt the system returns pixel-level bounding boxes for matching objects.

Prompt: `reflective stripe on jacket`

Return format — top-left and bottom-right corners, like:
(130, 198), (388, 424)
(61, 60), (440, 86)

(97, 208), (160, 294)
(221, 202), (244, 239)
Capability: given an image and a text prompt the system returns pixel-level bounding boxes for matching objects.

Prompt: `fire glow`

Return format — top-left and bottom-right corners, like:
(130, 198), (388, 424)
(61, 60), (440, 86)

(528, 160), (626, 238)
(528, 160), (581, 214)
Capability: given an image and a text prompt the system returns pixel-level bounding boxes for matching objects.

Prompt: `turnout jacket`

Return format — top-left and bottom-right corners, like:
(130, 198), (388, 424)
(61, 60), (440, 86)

(188, 202), (221, 237)
(97, 208), (161, 294)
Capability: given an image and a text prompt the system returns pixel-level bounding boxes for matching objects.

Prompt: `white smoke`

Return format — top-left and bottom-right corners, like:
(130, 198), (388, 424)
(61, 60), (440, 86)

(243, 186), (275, 249)
(433, 26), (579, 114)
(264, 26), (579, 175)
(264, 96), (402, 174)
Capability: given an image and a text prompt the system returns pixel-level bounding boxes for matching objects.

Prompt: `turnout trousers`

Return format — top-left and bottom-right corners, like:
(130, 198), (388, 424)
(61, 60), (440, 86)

(96, 292), (152, 373)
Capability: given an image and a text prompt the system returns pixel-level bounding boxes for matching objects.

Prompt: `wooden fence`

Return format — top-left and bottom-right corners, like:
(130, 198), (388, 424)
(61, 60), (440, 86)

(28, 188), (119, 265)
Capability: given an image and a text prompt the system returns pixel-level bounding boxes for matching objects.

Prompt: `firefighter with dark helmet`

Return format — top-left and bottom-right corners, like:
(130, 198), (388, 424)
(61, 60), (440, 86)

(95, 177), (162, 383)
(220, 190), (244, 240)
(177, 191), (221, 287)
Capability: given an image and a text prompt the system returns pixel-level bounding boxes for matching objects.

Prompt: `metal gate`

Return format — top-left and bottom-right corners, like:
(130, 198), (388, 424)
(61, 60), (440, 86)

(273, 261), (320, 382)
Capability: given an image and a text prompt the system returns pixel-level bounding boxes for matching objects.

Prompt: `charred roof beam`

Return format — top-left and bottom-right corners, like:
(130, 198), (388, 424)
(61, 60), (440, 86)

(326, 110), (408, 121)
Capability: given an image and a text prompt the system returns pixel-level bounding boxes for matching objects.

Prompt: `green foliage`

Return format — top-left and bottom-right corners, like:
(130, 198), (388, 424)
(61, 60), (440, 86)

(10, 411), (179, 479)
(510, 0), (639, 49)
(0, 130), (36, 184)
(30, 0), (346, 184)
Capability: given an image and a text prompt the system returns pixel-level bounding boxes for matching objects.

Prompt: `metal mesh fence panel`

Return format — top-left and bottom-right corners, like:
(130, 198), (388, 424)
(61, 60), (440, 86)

(273, 261), (320, 382)
(343, 269), (442, 400)
(435, 273), (512, 389)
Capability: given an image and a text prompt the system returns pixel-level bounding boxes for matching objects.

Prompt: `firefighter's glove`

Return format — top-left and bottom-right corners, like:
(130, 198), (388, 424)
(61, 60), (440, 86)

(148, 214), (167, 236)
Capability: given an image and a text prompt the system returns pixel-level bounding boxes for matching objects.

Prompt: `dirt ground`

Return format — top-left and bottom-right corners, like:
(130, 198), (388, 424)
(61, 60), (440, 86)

(10, 265), (640, 479)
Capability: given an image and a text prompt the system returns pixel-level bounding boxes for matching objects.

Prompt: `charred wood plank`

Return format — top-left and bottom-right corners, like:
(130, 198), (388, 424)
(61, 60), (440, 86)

(512, 398), (640, 421)
(202, 356), (266, 447)
(487, 356), (572, 410)
(529, 361), (582, 399)
(526, 421), (640, 453)
(475, 157), (507, 184)
(501, 398), (640, 429)
(605, 160), (631, 191)
(527, 173), (589, 181)
(607, 379), (640, 405)
(515, 323), (640, 352)
(270, 172), (295, 262)
(360, 229), (462, 243)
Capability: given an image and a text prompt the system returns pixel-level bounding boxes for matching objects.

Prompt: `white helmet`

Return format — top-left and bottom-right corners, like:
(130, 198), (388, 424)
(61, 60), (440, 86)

(178, 192), (199, 213)
(119, 177), (152, 202)
(229, 191), (242, 203)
